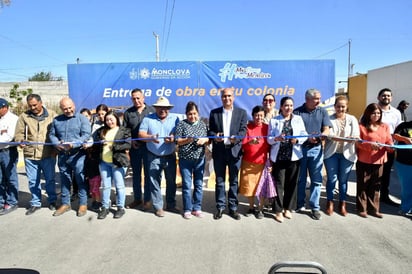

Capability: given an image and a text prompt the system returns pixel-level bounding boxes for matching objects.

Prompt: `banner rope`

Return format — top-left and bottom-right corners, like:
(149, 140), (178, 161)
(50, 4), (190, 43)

(2, 134), (412, 149)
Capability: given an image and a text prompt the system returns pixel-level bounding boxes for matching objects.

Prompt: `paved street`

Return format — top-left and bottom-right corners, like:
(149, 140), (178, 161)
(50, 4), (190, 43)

(0, 166), (411, 274)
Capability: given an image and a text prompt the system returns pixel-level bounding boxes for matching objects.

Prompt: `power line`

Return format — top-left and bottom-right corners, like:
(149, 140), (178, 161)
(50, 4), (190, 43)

(162, 0), (175, 60)
(160, 0), (169, 58)
(0, 34), (66, 63)
(313, 41), (349, 59)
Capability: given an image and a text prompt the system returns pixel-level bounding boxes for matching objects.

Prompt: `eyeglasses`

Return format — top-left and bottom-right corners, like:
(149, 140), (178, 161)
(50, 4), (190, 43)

(263, 99), (274, 103)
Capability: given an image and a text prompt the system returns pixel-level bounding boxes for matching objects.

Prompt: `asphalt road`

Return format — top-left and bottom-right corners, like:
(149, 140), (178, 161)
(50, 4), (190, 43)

(0, 166), (411, 274)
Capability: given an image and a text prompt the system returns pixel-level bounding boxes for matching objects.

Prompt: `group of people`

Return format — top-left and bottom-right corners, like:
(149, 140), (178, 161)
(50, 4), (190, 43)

(0, 87), (410, 222)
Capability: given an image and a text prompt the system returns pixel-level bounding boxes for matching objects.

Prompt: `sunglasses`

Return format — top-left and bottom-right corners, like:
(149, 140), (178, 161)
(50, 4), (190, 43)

(263, 99), (274, 103)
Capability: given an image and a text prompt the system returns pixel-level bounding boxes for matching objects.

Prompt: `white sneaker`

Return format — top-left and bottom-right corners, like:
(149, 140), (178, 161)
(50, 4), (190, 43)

(295, 206), (306, 213)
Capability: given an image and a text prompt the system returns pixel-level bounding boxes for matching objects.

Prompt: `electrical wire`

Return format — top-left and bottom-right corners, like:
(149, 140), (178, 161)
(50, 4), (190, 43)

(162, 0), (175, 60)
(313, 41), (349, 59)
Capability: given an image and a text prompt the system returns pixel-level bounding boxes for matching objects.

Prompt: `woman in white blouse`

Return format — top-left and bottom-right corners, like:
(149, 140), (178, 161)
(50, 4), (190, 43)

(323, 95), (360, 216)
(267, 96), (307, 223)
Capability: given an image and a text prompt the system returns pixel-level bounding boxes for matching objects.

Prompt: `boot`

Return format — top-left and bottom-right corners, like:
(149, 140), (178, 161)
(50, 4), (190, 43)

(325, 200), (334, 216)
(339, 201), (348, 216)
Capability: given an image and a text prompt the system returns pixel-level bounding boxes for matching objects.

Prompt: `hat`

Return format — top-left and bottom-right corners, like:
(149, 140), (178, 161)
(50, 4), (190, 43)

(0, 98), (8, 108)
(153, 96), (174, 108)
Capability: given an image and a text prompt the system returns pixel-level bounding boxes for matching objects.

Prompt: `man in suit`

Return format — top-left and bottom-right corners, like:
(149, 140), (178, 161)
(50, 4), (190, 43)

(208, 88), (247, 220)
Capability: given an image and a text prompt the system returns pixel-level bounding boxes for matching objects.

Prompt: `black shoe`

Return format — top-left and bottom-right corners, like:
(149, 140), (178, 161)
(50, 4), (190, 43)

(255, 210), (264, 219)
(48, 203), (56, 211)
(381, 197), (399, 207)
(229, 210), (241, 220)
(0, 204), (18, 215)
(214, 209), (224, 220)
(91, 201), (102, 211)
(113, 208), (125, 219)
(165, 206), (181, 214)
(245, 207), (255, 217)
(97, 207), (109, 220)
(26, 206), (41, 215)
(311, 210), (321, 220)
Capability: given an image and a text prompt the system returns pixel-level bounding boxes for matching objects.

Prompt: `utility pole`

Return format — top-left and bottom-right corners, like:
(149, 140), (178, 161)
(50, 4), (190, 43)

(347, 39), (352, 94)
(153, 32), (160, 62)
(347, 39), (352, 79)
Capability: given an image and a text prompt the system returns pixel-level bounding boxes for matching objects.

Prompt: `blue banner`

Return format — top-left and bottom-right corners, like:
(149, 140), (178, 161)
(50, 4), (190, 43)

(68, 60), (335, 118)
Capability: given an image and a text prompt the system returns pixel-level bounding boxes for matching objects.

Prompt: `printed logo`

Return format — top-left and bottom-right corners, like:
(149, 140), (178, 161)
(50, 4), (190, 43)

(218, 62), (272, 82)
(139, 68), (151, 80)
(129, 68), (138, 80)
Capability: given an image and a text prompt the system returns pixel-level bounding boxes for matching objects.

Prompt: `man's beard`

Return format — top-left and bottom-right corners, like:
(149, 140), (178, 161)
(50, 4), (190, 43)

(379, 100), (390, 106)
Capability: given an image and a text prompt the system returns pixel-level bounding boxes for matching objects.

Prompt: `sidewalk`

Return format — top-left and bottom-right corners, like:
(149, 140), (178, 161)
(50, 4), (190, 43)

(0, 165), (410, 274)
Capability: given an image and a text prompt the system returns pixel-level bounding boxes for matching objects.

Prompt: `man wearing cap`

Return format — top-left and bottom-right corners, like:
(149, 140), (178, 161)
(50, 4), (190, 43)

(0, 98), (19, 215)
(15, 94), (58, 215)
(208, 87), (248, 220)
(138, 96), (180, 217)
(123, 88), (155, 210)
(49, 97), (91, 217)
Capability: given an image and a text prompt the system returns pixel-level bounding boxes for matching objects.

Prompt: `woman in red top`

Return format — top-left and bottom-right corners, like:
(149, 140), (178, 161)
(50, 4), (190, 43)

(356, 103), (393, 218)
(239, 105), (270, 219)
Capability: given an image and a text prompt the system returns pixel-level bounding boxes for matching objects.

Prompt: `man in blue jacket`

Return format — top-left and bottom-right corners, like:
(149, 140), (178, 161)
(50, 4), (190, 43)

(49, 97), (91, 217)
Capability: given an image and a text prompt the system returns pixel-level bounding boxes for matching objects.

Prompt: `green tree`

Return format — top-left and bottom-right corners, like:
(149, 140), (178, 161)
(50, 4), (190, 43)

(29, 71), (63, 81)
(9, 83), (33, 115)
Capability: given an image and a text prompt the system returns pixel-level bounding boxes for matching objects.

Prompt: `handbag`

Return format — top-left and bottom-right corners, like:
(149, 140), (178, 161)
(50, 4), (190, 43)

(255, 159), (277, 201)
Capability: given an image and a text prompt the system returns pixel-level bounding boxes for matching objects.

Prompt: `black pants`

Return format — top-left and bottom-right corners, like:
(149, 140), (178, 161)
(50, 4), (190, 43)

(380, 152), (395, 199)
(272, 160), (300, 213)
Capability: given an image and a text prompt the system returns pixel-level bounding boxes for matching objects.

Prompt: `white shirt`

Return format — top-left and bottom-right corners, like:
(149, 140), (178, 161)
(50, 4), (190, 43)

(381, 105), (402, 134)
(0, 109), (19, 149)
(222, 108), (233, 145)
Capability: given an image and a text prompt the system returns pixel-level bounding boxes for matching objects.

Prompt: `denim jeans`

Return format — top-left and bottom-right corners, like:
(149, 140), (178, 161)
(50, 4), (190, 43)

(57, 151), (87, 206)
(297, 145), (323, 210)
(395, 161), (412, 213)
(129, 144), (151, 202)
(213, 148), (241, 211)
(147, 152), (176, 211)
(324, 153), (354, 201)
(0, 147), (19, 206)
(25, 157), (57, 207)
(99, 161), (126, 209)
(179, 157), (205, 212)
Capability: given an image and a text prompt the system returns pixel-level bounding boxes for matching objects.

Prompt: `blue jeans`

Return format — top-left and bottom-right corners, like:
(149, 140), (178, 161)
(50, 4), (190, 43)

(99, 161), (126, 209)
(147, 152), (176, 211)
(213, 148), (241, 211)
(25, 157), (57, 207)
(129, 144), (151, 202)
(57, 151), (87, 206)
(297, 145), (323, 210)
(395, 161), (412, 213)
(324, 153), (354, 201)
(179, 157), (205, 212)
(0, 147), (19, 206)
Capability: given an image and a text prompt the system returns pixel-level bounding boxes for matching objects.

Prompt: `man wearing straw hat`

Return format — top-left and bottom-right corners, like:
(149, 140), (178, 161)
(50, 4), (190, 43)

(139, 96), (180, 217)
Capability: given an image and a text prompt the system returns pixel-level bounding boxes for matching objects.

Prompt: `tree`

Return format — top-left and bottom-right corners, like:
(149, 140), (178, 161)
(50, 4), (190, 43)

(29, 71), (63, 81)
(9, 83), (32, 115)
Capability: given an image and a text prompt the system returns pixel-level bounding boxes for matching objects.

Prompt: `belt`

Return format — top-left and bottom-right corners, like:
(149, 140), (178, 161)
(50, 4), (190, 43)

(149, 151), (174, 158)
(61, 148), (81, 155)
(302, 142), (321, 149)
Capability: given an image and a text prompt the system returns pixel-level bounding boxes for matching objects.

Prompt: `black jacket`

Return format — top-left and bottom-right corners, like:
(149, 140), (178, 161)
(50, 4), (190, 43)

(95, 126), (131, 168)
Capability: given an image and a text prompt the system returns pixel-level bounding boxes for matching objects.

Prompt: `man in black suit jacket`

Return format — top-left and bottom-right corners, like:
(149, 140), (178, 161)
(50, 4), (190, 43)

(208, 88), (247, 220)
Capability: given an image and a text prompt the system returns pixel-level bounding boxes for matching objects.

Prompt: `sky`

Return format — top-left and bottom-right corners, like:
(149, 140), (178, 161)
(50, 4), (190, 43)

(0, 0), (411, 91)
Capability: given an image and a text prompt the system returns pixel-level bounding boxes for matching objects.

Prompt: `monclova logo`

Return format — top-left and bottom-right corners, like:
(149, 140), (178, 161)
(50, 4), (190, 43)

(132, 67), (191, 80)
